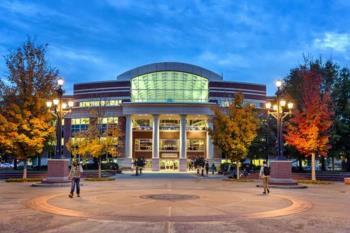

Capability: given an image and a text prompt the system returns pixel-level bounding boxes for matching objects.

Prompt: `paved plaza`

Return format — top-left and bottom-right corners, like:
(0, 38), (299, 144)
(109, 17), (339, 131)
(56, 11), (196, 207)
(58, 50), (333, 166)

(0, 173), (349, 233)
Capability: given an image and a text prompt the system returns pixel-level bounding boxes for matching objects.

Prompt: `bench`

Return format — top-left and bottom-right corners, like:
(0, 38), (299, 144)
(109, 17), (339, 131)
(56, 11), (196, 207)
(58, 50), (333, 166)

(345, 178), (350, 185)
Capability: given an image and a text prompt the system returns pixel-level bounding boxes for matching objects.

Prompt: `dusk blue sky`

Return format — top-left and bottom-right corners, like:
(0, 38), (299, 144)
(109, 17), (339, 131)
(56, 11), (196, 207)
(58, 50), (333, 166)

(1, 0), (350, 95)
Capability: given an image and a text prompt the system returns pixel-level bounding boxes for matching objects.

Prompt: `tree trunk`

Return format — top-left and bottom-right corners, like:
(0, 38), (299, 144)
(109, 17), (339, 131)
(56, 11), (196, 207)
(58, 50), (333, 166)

(98, 157), (102, 179)
(332, 156), (335, 172)
(311, 153), (316, 181)
(236, 161), (240, 180)
(22, 159), (27, 179)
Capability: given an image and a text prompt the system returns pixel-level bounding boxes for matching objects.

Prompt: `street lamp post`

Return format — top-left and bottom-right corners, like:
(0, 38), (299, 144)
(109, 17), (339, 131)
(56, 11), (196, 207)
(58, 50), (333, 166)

(46, 78), (74, 159)
(38, 78), (74, 185)
(265, 80), (293, 160)
(264, 80), (297, 186)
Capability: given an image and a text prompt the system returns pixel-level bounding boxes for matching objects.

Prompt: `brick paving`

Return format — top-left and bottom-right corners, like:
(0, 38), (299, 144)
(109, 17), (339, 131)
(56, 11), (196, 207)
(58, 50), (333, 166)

(0, 173), (349, 233)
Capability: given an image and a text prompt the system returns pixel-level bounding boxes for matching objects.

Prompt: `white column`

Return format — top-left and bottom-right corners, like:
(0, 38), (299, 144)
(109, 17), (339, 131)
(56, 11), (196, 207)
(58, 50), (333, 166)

(152, 114), (160, 171)
(179, 114), (187, 171)
(125, 115), (133, 159)
(207, 119), (214, 161)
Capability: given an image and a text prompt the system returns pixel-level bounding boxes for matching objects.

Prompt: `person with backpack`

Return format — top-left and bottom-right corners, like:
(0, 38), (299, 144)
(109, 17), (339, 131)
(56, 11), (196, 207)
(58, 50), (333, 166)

(68, 160), (83, 198)
(259, 161), (270, 195)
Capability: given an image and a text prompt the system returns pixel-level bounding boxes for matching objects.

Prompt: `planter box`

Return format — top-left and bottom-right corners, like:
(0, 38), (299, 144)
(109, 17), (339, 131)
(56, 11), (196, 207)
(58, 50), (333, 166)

(344, 178), (350, 185)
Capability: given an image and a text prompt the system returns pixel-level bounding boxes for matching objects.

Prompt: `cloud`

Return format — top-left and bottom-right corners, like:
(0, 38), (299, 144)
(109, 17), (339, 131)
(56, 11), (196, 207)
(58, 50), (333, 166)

(0, 0), (58, 17)
(197, 51), (250, 68)
(49, 46), (108, 65)
(313, 32), (350, 52)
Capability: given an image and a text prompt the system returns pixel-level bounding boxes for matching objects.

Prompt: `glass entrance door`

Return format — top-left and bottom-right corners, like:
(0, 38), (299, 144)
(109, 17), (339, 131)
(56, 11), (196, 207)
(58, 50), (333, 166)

(160, 159), (179, 171)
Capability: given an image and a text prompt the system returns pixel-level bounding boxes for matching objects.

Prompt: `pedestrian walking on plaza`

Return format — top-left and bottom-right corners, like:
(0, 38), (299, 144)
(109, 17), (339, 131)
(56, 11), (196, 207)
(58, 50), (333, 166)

(205, 161), (209, 176)
(259, 161), (270, 195)
(68, 160), (83, 198)
(211, 163), (216, 175)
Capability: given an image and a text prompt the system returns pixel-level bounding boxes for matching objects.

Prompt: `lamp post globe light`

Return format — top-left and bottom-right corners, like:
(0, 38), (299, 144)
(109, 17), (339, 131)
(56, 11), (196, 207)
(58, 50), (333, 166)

(41, 78), (74, 185)
(265, 80), (297, 185)
(265, 81), (293, 160)
(46, 78), (74, 159)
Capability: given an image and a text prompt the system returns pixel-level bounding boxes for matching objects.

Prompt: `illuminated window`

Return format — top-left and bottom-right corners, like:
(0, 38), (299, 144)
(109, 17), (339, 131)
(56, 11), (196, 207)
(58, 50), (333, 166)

(98, 117), (118, 134)
(160, 139), (179, 151)
(187, 139), (205, 151)
(133, 119), (152, 130)
(71, 118), (89, 133)
(135, 139), (152, 151)
(131, 71), (208, 103)
(160, 119), (179, 130)
(98, 117), (118, 124)
(187, 120), (207, 131)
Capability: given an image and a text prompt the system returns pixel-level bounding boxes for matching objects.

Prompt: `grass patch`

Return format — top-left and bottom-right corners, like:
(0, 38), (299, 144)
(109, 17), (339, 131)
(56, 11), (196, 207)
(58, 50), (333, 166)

(84, 177), (115, 182)
(6, 178), (43, 183)
(223, 178), (255, 182)
(297, 179), (333, 185)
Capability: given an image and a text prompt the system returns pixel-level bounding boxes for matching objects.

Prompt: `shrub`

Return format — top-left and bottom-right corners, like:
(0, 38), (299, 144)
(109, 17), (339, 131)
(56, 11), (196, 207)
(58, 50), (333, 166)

(6, 178), (42, 182)
(84, 177), (115, 181)
(297, 179), (332, 185)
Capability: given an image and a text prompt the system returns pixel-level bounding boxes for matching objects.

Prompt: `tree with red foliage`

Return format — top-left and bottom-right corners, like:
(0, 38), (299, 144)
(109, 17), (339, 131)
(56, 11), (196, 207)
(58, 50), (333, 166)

(285, 69), (333, 181)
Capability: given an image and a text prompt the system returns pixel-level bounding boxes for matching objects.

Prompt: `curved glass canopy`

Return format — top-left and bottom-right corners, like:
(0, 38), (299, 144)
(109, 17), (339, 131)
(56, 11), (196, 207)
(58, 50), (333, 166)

(131, 71), (208, 103)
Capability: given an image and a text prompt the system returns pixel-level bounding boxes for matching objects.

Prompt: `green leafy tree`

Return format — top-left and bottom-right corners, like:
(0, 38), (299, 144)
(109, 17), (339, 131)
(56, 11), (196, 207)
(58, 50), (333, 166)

(209, 93), (259, 179)
(0, 39), (58, 178)
(248, 117), (276, 162)
(330, 68), (350, 171)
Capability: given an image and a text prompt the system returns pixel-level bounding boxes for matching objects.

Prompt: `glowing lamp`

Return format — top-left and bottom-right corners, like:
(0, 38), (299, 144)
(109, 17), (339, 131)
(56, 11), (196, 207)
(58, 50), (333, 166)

(265, 102), (272, 109)
(62, 102), (67, 109)
(53, 99), (59, 105)
(46, 101), (52, 108)
(287, 102), (294, 109)
(273, 105), (278, 111)
(280, 100), (286, 107)
(57, 78), (64, 86)
(68, 101), (74, 107)
(275, 80), (282, 88)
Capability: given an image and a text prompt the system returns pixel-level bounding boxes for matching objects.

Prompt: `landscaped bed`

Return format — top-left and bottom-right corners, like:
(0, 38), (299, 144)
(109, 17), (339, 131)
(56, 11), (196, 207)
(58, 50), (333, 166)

(297, 179), (333, 185)
(84, 177), (115, 182)
(222, 178), (255, 182)
(6, 178), (43, 183)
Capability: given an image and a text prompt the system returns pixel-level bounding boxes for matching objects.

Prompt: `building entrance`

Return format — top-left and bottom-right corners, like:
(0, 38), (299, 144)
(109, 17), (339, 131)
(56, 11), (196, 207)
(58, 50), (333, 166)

(160, 159), (179, 171)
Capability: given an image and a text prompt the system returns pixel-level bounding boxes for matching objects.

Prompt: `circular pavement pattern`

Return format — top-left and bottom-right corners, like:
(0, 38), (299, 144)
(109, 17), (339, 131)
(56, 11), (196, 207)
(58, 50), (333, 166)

(140, 194), (200, 201)
(26, 188), (312, 222)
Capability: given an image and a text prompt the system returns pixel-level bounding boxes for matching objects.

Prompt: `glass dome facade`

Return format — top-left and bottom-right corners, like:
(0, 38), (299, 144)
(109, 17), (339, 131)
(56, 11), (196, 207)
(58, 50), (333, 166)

(131, 71), (208, 103)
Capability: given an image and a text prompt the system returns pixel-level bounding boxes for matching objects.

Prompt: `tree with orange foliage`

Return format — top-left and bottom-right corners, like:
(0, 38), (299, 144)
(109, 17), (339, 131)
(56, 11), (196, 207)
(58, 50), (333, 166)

(285, 69), (333, 181)
(0, 39), (58, 179)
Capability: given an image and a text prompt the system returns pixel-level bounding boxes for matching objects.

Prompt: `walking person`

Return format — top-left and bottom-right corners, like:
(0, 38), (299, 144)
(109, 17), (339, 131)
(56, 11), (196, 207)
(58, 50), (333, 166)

(259, 161), (270, 195)
(68, 160), (83, 198)
(211, 163), (216, 175)
(205, 161), (209, 176)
